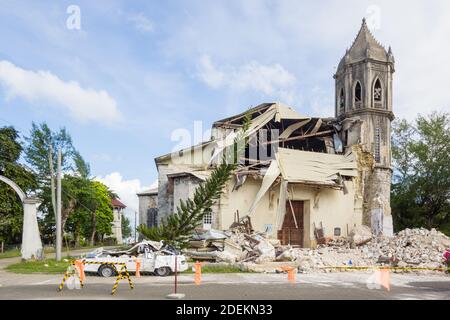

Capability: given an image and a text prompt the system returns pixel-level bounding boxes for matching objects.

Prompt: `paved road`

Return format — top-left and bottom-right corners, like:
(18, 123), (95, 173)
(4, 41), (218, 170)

(0, 270), (448, 300)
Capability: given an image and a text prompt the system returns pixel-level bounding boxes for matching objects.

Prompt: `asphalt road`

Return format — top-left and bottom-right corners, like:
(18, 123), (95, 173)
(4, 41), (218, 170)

(0, 270), (448, 300)
(1, 249), (449, 300)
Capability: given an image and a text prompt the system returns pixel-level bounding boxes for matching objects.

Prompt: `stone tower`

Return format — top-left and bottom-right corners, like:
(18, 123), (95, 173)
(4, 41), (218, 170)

(334, 19), (395, 236)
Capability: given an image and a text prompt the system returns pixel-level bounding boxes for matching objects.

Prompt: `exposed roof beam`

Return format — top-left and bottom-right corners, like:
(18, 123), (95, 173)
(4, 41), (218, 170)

(262, 130), (334, 146)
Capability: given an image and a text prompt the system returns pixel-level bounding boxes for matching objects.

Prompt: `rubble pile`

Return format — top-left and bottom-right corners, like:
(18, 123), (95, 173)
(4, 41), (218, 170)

(292, 228), (449, 272)
(185, 227), (450, 273)
(185, 230), (278, 263)
(363, 228), (450, 268)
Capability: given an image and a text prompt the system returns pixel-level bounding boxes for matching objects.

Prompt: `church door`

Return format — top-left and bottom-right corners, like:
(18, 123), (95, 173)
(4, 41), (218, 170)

(278, 201), (304, 246)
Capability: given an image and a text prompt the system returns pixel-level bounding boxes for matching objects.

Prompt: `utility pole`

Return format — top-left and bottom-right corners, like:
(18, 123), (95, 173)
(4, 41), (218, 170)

(56, 147), (62, 262)
(48, 145), (56, 220)
(134, 211), (137, 243)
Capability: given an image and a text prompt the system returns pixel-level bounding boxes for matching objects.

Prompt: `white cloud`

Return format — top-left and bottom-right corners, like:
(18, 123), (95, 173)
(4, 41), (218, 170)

(197, 55), (225, 89)
(128, 13), (154, 33)
(0, 60), (121, 124)
(164, 1), (450, 121)
(309, 86), (333, 118)
(95, 172), (156, 213)
(197, 55), (297, 104)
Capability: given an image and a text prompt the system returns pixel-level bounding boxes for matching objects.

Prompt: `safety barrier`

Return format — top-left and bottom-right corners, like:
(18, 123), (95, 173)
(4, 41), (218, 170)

(320, 266), (450, 271)
(57, 260), (135, 295)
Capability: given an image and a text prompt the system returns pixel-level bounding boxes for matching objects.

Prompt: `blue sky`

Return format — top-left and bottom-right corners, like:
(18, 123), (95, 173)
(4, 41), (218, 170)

(1, 0), (449, 214)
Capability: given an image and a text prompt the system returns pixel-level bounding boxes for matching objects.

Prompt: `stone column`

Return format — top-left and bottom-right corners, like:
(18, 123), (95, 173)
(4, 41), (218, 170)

(364, 168), (394, 237)
(22, 197), (44, 260)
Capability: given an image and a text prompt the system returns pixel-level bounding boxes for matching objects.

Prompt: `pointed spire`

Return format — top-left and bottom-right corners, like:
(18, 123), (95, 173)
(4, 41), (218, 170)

(339, 18), (390, 67)
(387, 46), (395, 63)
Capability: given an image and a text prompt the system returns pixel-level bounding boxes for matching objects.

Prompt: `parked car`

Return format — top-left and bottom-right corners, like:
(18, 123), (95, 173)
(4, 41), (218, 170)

(82, 240), (188, 277)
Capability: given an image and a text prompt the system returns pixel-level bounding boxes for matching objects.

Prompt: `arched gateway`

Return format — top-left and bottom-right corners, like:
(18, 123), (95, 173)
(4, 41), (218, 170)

(0, 175), (43, 260)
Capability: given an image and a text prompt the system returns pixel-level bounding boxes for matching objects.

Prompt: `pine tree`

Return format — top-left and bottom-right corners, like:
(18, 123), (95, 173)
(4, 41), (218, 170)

(138, 114), (251, 248)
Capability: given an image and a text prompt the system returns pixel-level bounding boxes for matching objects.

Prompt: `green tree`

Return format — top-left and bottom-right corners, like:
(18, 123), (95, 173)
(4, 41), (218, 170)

(138, 114), (251, 248)
(121, 215), (132, 239)
(391, 112), (450, 235)
(24, 122), (96, 243)
(24, 122), (76, 223)
(87, 181), (114, 245)
(0, 126), (37, 245)
(25, 122), (76, 182)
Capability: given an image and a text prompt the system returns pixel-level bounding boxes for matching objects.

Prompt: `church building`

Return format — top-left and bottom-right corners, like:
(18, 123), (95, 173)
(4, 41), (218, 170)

(149, 19), (395, 247)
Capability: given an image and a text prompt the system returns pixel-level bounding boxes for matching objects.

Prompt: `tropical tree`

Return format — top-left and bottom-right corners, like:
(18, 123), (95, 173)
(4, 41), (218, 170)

(24, 122), (76, 221)
(0, 126), (37, 246)
(24, 122), (100, 243)
(138, 114), (251, 248)
(391, 112), (450, 235)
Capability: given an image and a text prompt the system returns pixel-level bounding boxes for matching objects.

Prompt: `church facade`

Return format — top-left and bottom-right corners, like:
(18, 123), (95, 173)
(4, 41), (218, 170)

(152, 19), (395, 247)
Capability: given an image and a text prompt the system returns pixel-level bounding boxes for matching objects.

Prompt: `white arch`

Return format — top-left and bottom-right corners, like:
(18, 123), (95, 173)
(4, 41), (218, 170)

(0, 175), (43, 260)
(0, 175), (26, 201)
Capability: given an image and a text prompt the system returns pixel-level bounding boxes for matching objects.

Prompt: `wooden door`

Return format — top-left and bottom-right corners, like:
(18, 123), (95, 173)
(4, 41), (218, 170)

(278, 201), (304, 246)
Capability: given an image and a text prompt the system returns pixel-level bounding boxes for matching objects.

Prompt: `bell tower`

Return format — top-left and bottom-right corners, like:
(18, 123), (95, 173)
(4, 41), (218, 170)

(334, 19), (395, 236)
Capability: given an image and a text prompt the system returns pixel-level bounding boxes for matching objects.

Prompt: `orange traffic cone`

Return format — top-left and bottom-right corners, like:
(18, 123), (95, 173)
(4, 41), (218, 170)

(375, 268), (390, 291)
(280, 266), (296, 283)
(194, 262), (202, 285)
(135, 260), (141, 278)
(74, 259), (85, 282)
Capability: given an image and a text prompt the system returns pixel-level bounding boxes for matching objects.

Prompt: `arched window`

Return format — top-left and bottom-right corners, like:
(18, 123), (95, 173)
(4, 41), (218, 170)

(339, 88), (345, 111)
(354, 81), (362, 108)
(374, 79), (382, 102)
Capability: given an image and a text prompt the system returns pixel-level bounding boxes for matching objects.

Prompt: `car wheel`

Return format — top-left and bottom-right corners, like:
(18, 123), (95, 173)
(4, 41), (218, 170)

(98, 265), (116, 277)
(154, 266), (172, 277)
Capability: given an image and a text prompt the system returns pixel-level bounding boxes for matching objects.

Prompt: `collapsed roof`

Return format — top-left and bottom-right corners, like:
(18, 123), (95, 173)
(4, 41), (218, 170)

(276, 148), (357, 186)
(156, 101), (358, 191)
(154, 101), (361, 222)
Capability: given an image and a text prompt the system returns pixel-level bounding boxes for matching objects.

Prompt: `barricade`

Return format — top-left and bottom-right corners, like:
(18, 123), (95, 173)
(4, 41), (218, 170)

(58, 260), (134, 295)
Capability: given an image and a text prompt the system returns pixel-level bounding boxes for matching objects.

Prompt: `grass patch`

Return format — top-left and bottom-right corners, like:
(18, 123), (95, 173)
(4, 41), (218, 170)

(0, 249), (21, 259)
(6, 259), (72, 274)
(0, 245), (115, 260)
(182, 264), (246, 274)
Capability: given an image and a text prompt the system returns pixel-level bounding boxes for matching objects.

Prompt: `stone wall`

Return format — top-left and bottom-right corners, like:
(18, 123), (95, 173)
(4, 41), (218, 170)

(156, 164), (173, 225)
(138, 193), (158, 228)
(363, 167), (392, 234)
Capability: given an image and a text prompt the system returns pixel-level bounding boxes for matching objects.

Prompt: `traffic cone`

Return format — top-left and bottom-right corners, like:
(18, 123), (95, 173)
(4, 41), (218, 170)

(194, 261), (202, 285)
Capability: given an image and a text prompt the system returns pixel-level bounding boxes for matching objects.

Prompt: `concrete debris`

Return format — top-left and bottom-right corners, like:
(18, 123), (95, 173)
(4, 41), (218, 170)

(237, 261), (299, 273)
(185, 229), (276, 264)
(348, 225), (372, 246)
(215, 250), (240, 263)
(292, 228), (449, 273)
(254, 239), (276, 264)
(185, 227), (450, 274)
(275, 247), (295, 262)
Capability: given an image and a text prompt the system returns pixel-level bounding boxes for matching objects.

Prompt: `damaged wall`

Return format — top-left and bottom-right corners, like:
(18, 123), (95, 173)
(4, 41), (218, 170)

(173, 175), (202, 213)
(289, 181), (361, 247)
(156, 141), (214, 224)
(137, 190), (158, 228)
(156, 163), (173, 225)
(352, 143), (393, 235)
(216, 175), (362, 248)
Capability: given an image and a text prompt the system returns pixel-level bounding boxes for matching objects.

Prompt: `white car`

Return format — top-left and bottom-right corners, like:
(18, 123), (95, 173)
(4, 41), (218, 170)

(82, 241), (188, 277)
